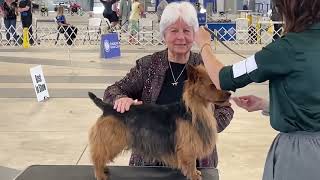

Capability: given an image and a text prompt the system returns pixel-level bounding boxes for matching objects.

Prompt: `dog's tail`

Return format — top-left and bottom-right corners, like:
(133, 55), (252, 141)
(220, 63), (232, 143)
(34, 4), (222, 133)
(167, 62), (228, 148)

(88, 92), (105, 111)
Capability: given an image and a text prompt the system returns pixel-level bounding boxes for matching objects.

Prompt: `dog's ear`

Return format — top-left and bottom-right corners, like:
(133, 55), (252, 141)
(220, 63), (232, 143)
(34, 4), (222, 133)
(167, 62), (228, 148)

(186, 65), (199, 83)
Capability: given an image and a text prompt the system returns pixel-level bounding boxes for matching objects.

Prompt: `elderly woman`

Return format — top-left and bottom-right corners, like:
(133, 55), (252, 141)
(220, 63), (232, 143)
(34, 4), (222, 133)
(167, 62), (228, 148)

(103, 2), (234, 168)
(119, 0), (131, 29)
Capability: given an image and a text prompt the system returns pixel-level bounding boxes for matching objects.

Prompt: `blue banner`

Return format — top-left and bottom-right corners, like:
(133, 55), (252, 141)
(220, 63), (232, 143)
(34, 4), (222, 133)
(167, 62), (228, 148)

(197, 13), (207, 25)
(101, 33), (121, 59)
(207, 23), (237, 41)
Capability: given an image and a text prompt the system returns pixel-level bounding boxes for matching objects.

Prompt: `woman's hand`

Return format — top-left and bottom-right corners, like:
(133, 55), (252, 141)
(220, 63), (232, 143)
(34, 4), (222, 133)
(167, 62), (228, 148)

(114, 97), (143, 113)
(195, 26), (212, 48)
(232, 95), (268, 112)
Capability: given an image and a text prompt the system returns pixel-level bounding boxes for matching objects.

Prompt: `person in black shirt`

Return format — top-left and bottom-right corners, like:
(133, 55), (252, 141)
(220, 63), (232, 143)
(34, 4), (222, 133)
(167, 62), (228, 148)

(270, 2), (282, 41)
(18, 0), (34, 45)
(100, 0), (119, 27)
(1, 0), (18, 44)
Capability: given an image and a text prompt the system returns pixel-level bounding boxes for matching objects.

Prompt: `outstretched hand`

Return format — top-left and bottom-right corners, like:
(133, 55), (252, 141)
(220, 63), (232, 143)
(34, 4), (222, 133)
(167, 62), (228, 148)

(232, 95), (268, 112)
(113, 97), (143, 113)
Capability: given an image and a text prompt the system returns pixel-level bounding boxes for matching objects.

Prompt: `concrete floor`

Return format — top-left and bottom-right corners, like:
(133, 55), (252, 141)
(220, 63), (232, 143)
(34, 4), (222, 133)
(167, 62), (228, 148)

(0, 46), (277, 180)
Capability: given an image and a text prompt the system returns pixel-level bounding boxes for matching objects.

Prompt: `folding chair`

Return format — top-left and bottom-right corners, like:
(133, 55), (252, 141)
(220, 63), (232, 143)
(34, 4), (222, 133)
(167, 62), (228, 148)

(83, 18), (102, 45)
(104, 18), (113, 32)
(104, 18), (121, 40)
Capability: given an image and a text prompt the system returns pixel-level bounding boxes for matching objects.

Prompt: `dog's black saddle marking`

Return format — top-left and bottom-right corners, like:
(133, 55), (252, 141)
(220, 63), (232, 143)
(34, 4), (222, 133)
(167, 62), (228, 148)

(105, 101), (190, 158)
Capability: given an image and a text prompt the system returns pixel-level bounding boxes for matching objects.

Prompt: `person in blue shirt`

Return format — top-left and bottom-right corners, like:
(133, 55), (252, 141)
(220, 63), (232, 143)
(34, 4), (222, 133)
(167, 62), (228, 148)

(195, 0), (320, 179)
(56, 6), (77, 45)
(56, 6), (68, 26)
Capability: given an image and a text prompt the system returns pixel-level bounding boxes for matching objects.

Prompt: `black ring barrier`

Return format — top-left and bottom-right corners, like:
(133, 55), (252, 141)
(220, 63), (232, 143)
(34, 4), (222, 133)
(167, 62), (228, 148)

(14, 165), (219, 180)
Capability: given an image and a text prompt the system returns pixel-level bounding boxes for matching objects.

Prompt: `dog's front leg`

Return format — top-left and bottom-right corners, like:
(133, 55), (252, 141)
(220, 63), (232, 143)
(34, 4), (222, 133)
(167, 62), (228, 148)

(93, 165), (107, 180)
(177, 150), (202, 180)
(92, 159), (108, 180)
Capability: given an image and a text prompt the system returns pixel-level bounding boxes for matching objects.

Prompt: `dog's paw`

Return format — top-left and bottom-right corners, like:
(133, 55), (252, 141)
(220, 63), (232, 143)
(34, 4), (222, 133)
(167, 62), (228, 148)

(196, 170), (202, 176)
(95, 172), (108, 180)
(190, 173), (202, 180)
(180, 168), (188, 176)
(96, 175), (108, 180)
(188, 170), (202, 180)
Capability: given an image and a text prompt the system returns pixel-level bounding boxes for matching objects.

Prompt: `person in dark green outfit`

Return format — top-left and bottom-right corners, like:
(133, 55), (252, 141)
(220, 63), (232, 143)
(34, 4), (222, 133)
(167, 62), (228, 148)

(195, 0), (320, 179)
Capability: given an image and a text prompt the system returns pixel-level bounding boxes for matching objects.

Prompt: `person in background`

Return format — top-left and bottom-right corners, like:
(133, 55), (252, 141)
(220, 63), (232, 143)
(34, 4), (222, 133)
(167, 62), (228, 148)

(18, 0), (34, 45)
(156, 0), (167, 22)
(100, 0), (119, 28)
(270, 2), (282, 40)
(112, 0), (120, 17)
(104, 1), (234, 169)
(1, 0), (18, 45)
(119, 0), (131, 30)
(195, 0), (320, 179)
(242, 4), (248, 10)
(56, 6), (77, 45)
(128, 0), (143, 44)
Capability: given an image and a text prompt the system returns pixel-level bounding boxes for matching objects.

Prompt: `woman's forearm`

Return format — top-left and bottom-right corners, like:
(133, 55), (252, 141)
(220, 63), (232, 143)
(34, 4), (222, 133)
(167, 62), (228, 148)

(214, 106), (234, 133)
(196, 27), (225, 89)
(200, 45), (224, 90)
(18, 6), (30, 12)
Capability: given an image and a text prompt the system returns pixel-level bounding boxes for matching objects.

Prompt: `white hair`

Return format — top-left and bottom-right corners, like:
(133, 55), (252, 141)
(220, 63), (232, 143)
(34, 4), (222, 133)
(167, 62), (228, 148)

(159, 2), (199, 39)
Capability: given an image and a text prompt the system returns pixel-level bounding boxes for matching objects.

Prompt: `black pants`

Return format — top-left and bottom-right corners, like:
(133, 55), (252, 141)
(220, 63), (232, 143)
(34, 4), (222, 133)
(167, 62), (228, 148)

(21, 16), (34, 44)
(59, 25), (78, 45)
(273, 24), (283, 41)
(4, 18), (18, 41)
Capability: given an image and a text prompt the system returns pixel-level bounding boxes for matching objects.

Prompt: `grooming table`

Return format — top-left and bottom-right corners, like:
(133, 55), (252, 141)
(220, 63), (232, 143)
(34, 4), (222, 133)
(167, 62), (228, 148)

(14, 165), (219, 180)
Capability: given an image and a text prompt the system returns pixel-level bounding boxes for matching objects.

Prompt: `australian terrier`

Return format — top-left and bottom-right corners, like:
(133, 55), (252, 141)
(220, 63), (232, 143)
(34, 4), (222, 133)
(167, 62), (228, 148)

(88, 65), (231, 180)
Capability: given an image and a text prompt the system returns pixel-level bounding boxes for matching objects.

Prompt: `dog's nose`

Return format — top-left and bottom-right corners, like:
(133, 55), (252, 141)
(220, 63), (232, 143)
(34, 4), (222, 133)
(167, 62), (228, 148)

(225, 91), (231, 98)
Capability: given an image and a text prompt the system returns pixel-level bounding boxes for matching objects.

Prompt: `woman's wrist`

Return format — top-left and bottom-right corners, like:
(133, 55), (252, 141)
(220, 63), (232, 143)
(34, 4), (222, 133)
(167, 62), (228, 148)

(261, 100), (270, 116)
